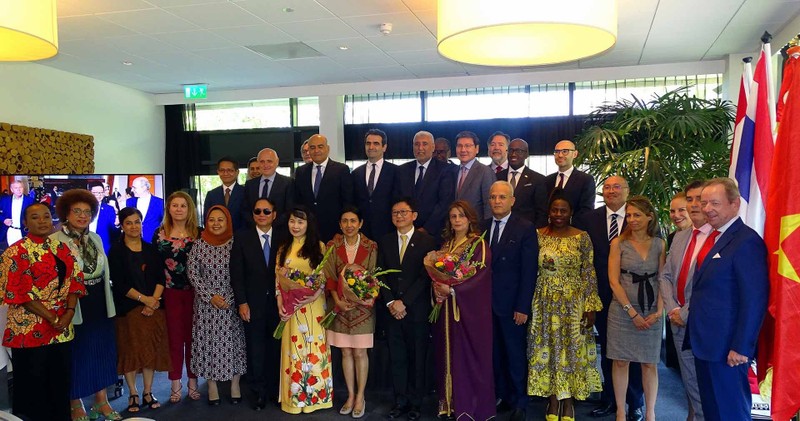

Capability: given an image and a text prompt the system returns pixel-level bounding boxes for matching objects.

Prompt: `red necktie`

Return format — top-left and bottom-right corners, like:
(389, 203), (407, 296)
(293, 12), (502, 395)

(495, 165), (503, 174)
(695, 230), (720, 270)
(676, 229), (701, 306)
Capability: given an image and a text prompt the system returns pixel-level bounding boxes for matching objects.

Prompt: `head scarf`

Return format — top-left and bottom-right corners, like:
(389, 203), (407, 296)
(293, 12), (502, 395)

(201, 205), (233, 246)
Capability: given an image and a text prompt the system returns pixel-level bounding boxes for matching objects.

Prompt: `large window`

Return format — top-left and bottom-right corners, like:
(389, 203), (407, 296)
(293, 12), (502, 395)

(344, 92), (422, 124)
(195, 99), (292, 131)
(426, 84), (570, 121)
(572, 74), (723, 115)
(296, 97), (320, 127)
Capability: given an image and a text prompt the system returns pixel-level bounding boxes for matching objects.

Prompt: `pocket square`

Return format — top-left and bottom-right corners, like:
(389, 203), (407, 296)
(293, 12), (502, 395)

(523, 183), (532, 187)
(712, 253), (721, 259)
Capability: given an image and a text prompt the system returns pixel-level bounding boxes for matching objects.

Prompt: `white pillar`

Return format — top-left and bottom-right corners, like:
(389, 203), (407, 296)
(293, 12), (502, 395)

(723, 53), (757, 102)
(318, 95), (345, 162)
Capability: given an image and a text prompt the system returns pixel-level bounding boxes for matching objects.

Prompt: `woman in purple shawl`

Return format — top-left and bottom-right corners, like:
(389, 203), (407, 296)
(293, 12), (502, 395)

(431, 201), (494, 420)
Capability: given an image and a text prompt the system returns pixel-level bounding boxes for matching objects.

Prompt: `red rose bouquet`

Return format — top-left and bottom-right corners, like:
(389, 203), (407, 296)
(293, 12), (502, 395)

(273, 246), (334, 339)
(423, 232), (486, 323)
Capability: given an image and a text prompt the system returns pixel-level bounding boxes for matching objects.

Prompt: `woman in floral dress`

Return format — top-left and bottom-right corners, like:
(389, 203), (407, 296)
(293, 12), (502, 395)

(275, 206), (333, 414)
(527, 195), (602, 421)
(152, 191), (202, 402)
(187, 205), (246, 405)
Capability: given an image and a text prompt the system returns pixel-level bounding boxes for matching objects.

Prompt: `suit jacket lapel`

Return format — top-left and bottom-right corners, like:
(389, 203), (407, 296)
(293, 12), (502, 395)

(694, 220), (741, 280)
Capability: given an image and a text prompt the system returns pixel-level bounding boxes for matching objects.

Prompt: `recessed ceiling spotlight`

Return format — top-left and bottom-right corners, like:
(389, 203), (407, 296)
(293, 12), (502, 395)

(338, 46), (349, 50)
(282, 7), (294, 12)
(122, 61), (133, 66)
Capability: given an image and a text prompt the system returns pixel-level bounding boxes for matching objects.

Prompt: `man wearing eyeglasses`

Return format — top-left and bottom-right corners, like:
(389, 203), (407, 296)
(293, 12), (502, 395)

(496, 138), (548, 228)
(230, 198), (287, 411)
(203, 156), (246, 231)
(87, 181), (119, 254)
(544, 140), (596, 216)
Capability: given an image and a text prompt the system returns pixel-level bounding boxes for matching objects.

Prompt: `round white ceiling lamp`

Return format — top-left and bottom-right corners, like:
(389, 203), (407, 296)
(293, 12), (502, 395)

(437, 0), (618, 67)
(0, 0), (58, 61)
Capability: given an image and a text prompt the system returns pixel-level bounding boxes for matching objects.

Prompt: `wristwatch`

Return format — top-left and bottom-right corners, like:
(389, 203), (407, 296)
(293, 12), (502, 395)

(622, 304), (632, 312)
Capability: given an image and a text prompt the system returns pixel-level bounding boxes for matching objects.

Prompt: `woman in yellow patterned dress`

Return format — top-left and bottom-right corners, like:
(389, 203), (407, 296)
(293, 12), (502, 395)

(527, 195), (602, 421)
(275, 206), (333, 414)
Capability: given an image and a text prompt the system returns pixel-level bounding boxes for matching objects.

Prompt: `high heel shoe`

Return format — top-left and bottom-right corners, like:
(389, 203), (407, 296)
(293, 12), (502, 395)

(89, 401), (122, 421)
(561, 404), (576, 421)
(339, 400), (354, 415)
(545, 401), (560, 421)
(71, 402), (89, 421)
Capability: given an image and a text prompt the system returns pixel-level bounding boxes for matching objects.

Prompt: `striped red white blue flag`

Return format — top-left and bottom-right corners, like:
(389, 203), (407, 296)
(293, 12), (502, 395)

(729, 48), (775, 237)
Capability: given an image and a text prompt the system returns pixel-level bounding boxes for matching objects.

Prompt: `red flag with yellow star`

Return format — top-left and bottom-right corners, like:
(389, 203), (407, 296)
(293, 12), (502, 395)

(763, 51), (800, 421)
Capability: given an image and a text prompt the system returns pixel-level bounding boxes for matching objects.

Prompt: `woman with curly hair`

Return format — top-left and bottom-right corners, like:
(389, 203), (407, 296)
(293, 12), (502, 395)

(52, 189), (121, 421)
(152, 191), (202, 402)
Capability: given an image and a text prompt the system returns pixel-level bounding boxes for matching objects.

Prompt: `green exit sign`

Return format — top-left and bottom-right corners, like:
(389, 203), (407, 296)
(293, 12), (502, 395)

(184, 84), (207, 99)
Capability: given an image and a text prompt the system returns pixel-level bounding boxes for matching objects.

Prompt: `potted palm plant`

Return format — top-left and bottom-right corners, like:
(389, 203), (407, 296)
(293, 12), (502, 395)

(574, 87), (735, 226)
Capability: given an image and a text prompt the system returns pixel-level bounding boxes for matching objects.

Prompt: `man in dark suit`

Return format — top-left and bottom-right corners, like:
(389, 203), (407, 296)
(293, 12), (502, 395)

(246, 156), (261, 181)
(203, 156), (246, 231)
(575, 175), (645, 421)
(433, 137), (454, 165)
(244, 148), (293, 227)
(0, 180), (33, 249)
(352, 129), (399, 241)
(398, 131), (455, 242)
(294, 134), (353, 242)
(484, 181), (537, 421)
(497, 138), (548, 227)
(454, 131), (495, 221)
(126, 176), (164, 243)
(488, 131), (509, 174)
(230, 197), (287, 411)
(377, 198), (437, 421)
(686, 177), (768, 421)
(88, 182), (119, 254)
(544, 140), (596, 216)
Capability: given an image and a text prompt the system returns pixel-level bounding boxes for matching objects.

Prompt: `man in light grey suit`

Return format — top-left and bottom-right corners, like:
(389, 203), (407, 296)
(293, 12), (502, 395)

(454, 130), (495, 221)
(658, 180), (710, 421)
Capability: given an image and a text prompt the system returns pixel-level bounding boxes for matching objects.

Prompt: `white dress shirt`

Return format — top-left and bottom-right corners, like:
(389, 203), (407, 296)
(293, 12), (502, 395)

(311, 158), (330, 191)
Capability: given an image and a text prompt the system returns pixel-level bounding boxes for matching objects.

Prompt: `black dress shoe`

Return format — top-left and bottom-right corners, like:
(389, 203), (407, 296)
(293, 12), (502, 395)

(231, 396), (242, 405)
(510, 408), (526, 421)
(253, 396), (266, 411)
(388, 404), (410, 419)
(208, 398), (221, 406)
(407, 407), (421, 421)
(590, 402), (616, 417)
(627, 407), (644, 421)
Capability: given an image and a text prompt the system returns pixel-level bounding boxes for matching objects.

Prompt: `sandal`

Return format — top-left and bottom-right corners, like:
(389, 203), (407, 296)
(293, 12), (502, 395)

(187, 383), (201, 401)
(126, 395), (140, 413)
(71, 402), (89, 421)
(143, 392), (160, 409)
(89, 401), (122, 421)
(169, 384), (182, 403)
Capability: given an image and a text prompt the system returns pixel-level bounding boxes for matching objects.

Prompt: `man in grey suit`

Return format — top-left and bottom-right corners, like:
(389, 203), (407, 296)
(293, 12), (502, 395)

(658, 180), (709, 421)
(454, 131), (495, 221)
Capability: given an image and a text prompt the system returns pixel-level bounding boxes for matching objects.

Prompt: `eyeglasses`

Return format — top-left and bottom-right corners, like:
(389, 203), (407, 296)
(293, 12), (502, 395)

(391, 209), (414, 217)
(253, 208), (273, 215)
(553, 149), (576, 155)
(71, 208), (92, 217)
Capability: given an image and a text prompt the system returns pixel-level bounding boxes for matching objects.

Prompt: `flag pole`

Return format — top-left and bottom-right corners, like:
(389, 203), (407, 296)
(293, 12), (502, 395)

(744, 56), (754, 95)
(762, 31), (777, 133)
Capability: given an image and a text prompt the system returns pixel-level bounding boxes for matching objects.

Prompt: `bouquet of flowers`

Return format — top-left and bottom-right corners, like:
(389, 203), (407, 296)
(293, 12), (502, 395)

(423, 232), (486, 323)
(273, 246), (334, 339)
(319, 264), (396, 328)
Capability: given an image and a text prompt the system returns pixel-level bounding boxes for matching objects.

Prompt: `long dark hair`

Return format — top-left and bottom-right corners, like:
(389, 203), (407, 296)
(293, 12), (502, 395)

(277, 206), (324, 268)
(442, 200), (481, 242)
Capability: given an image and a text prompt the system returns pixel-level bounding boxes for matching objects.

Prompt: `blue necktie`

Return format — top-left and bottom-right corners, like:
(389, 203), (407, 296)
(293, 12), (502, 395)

(313, 165), (323, 198)
(262, 233), (271, 267)
(260, 178), (270, 198)
(491, 220), (501, 248)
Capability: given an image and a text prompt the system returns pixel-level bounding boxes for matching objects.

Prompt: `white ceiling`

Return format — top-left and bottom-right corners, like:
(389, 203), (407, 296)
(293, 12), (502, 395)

(40, 0), (800, 94)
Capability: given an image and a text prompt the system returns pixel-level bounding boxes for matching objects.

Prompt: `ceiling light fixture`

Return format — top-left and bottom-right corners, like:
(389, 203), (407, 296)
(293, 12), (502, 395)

(437, 0), (618, 67)
(338, 46), (349, 50)
(0, 0), (58, 61)
(282, 7), (294, 13)
(122, 61), (133, 66)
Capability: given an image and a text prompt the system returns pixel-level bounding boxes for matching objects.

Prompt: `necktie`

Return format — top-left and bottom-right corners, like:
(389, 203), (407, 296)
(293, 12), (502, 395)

(262, 233), (271, 267)
(609, 214), (619, 241)
(491, 220), (501, 248)
(695, 230), (720, 269)
(557, 173), (565, 189)
(510, 170), (519, 191)
(313, 165), (323, 198)
(368, 163), (376, 195)
(457, 165), (468, 193)
(495, 165), (503, 174)
(399, 234), (408, 263)
(260, 179), (270, 198)
(415, 165), (425, 190)
(224, 187), (231, 206)
(676, 229), (701, 306)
